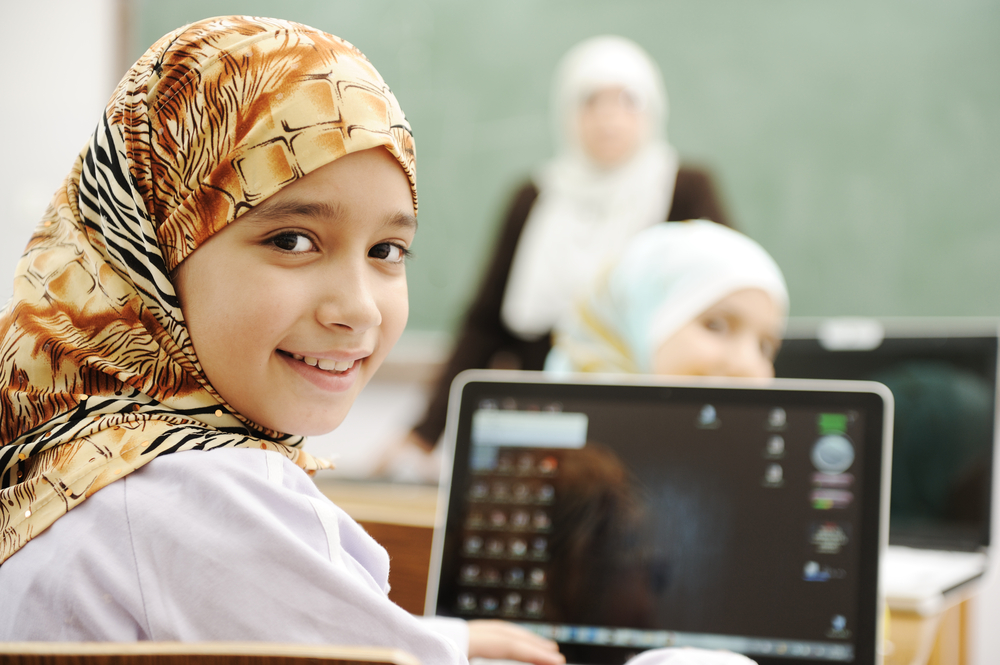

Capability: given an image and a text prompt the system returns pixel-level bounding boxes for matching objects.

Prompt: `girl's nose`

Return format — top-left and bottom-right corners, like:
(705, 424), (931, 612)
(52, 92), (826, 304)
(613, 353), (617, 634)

(728, 334), (774, 379)
(315, 262), (382, 333)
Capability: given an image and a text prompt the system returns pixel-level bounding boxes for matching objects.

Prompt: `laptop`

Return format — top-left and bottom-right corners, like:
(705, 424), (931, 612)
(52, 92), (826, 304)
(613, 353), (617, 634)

(426, 370), (893, 665)
(774, 317), (999, 613)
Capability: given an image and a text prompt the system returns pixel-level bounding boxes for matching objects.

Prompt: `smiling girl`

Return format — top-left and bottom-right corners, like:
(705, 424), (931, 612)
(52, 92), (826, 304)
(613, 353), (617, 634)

(0, 15), (566, 664)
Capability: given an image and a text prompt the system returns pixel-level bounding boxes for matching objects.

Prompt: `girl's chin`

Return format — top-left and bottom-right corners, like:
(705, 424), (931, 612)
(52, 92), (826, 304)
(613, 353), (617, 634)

(243, 393), (356, 437)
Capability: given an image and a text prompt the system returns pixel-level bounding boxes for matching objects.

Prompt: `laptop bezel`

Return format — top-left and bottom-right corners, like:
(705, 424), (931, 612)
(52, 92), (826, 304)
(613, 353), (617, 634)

(426, 369), (894, 665)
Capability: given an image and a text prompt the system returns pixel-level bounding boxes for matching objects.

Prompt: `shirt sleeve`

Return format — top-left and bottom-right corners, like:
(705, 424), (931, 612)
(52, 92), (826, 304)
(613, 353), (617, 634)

(417, 616), (470, 655)
(124, 448), (466, 663)
(0, 447), (467, 663)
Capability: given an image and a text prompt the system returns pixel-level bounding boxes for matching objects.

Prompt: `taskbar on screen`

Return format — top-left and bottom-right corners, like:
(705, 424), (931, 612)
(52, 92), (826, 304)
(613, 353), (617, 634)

(518, 623), (854, 662)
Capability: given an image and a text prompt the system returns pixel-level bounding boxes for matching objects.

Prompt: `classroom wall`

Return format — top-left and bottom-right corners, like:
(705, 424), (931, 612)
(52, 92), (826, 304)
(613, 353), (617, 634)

(133, 0), (1000, 334)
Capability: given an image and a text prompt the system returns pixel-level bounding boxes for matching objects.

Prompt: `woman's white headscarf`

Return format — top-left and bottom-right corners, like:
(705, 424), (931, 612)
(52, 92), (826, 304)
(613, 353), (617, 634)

(546, 220), (789, 374)
(500, 36), (680, 340)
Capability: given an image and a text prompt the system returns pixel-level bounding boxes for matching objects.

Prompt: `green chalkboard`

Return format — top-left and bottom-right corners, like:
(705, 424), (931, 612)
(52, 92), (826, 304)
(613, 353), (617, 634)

(136, 0), (1000, 334)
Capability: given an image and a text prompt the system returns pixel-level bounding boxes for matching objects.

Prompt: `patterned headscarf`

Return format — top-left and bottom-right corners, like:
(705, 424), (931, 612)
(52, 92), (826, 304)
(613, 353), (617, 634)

(546, 220), (787, 374)
(0, 16), (416, 563)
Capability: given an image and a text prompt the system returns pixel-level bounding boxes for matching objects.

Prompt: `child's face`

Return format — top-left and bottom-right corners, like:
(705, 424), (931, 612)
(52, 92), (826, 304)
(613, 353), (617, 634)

(576, 86), (648, 168)
(651, 288), (783, 379)
(174, 147), (415, 435)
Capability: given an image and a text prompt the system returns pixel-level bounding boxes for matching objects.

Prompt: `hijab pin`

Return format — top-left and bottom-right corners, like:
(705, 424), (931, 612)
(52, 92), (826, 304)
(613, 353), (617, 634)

(215, 409), (224, 418)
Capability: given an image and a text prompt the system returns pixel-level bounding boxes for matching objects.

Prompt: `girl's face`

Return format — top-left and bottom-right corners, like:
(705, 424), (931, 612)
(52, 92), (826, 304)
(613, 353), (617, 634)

(174, 147), (415, 435)
(651, 288), (783, 379)
(577, 86), (648, 168)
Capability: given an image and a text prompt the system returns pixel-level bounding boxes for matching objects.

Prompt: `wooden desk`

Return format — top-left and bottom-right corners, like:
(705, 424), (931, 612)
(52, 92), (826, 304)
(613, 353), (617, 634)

(885, 599), (972, 665)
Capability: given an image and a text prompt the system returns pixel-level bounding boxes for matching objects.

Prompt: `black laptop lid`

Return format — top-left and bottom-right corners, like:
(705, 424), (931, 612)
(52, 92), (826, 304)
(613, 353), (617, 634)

(428, 371), (891, 665)
(774, 317), (998, 551)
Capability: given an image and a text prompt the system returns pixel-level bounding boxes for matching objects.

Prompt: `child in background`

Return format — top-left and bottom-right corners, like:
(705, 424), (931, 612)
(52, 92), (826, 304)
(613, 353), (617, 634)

(0, 16), (752, 665)
(546, 220), (788, 378)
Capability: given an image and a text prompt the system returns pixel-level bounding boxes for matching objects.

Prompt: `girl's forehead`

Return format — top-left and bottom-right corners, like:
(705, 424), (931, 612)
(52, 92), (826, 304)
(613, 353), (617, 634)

(235, 148), (416, 230)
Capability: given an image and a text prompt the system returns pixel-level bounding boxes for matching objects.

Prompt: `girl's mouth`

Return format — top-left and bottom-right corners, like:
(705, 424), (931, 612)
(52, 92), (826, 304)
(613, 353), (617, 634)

(279, 351), (358, 373)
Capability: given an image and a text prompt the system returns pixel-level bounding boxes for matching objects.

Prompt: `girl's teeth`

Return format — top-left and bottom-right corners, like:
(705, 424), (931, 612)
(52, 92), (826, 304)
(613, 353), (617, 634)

(299, 355), (354, 372)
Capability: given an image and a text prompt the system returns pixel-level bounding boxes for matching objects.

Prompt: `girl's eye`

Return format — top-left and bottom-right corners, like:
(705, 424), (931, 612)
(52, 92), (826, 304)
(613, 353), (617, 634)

(269, 232), (315, 253)
(369, 242), (410, 264)
(703, 316), (729, 334)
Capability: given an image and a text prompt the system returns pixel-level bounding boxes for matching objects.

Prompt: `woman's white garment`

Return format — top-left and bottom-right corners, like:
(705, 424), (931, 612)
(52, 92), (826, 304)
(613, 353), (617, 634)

(546, 220), (788, 374)
(500, 36), (680, 340)
(623, 648), (757, 665)
(0, 448), (466, 663)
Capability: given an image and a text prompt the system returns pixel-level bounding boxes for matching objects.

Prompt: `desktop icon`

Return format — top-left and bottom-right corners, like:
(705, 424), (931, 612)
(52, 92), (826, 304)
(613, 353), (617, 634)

(803, 561), (830, 581)
(763, 463), (784, 487)
(827, 614), (852, 639)
(810, 489), (853, 509)
(458, 592), (476, 611)
(810, 521), (850, 554)
(697, 404), (721, 429)
(767, 407), (787, 430)
(811, 434), (855, 474)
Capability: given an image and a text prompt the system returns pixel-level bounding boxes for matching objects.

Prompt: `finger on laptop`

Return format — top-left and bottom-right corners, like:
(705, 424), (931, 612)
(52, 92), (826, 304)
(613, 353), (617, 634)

(467, 619), (566, 664)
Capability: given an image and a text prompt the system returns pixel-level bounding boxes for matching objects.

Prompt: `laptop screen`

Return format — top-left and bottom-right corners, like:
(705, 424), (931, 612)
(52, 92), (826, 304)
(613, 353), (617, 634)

(774, 318), (998, 551)
(428, 371), (890, 665)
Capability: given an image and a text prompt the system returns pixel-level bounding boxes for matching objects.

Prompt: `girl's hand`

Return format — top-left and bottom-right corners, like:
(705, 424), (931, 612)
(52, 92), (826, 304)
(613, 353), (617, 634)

(467, 619), (565, 665)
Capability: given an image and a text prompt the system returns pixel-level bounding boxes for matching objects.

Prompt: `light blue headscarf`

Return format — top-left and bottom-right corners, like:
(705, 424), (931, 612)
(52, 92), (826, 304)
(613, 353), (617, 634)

(546, 220), (788, 374)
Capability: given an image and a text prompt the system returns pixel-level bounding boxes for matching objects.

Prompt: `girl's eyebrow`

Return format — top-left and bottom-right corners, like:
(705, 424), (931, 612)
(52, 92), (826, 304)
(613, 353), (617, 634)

(384, 210), (419, 231)
(242, 201), (417, 231)
(243, 200), (342, 223)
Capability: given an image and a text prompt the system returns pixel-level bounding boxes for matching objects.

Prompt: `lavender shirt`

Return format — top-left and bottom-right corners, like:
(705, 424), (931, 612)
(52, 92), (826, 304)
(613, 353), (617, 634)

(0, 447), (466, 663)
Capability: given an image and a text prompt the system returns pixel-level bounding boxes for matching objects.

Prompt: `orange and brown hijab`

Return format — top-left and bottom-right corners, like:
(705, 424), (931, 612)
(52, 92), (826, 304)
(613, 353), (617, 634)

(0, 16), (416, 563)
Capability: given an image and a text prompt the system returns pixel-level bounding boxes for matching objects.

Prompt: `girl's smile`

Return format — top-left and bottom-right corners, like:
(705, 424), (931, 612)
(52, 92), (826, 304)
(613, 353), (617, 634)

(277, 351), (365, 391)
(174, 147), (415, 436)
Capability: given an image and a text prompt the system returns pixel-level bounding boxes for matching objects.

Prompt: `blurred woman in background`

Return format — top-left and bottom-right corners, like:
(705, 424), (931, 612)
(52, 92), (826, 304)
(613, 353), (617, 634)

(401, 36), (732, 458)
